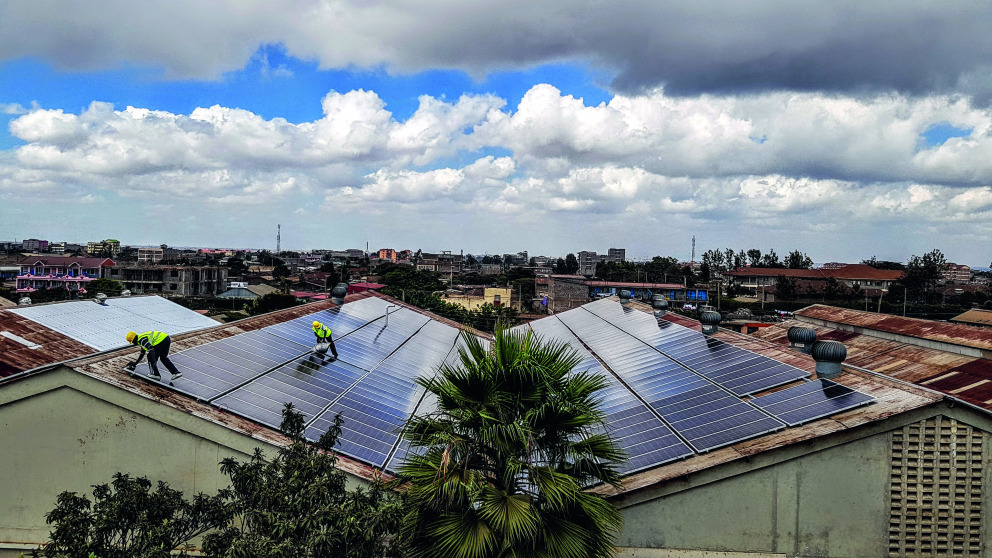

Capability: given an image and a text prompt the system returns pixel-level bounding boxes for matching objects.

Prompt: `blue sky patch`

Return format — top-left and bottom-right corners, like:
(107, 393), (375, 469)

(920, 122), (972, 148)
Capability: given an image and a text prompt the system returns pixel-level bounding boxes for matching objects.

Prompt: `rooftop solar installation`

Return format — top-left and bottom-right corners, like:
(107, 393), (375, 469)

(555, 308), (785, 452)
(582, 299), (810, 395)
(9, 295), (218, 351)
(751, 379), (875, 426)
(121, 295), (873, 474)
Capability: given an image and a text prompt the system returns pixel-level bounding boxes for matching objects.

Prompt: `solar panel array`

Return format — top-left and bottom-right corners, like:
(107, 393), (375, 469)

(10, 295), (219, 350)
(751, 379), (875, 426)
(130, 295), (873, 474)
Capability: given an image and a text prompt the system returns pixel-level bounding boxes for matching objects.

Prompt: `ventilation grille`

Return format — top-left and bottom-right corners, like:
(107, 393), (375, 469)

(889, 416), (985, 557)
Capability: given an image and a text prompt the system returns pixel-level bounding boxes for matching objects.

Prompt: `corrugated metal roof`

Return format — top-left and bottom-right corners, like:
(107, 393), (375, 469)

(0, 310), (95, 377)
(9, 295), (219, 351)
(752, 318), (992, 411)
(796, 304), (992, 352)
(951, 308), (992, 327)
(726, 264), (903, 281)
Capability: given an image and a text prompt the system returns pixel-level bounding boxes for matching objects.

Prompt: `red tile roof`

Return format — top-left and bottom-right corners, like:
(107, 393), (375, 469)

(726, 264), (903, 281)
(18, 256), (116, 268)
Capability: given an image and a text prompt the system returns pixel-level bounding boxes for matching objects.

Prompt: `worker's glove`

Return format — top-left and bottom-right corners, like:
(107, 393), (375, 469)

(125, 363), (136, 371)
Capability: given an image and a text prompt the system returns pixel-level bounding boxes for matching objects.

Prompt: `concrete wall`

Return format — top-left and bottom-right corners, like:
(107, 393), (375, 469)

(0, 368), (299, 556)
(617, 407), (992, 558)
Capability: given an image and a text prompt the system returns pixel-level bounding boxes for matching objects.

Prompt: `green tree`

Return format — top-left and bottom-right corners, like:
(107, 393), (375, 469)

(564, 253), (579, 274)
(785, 250), (813, 269)
(397, 328), (625, 558)
(776, 275), (800, 300)
(38, 473), (228, 558)
(83, 278), (125, 297)
(904, 249), (947, 303)
(746, 249), (762, 267)
(204, 405), (402, 558)
(272, 264), (291, 280)
(759, 249), (783, 268)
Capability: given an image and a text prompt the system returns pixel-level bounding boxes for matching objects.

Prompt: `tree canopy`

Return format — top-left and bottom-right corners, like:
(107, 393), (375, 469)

(397, 328), (625, 558)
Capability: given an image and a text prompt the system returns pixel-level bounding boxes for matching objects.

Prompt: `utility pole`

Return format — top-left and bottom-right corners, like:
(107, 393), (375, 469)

(904, 286), (907, 316)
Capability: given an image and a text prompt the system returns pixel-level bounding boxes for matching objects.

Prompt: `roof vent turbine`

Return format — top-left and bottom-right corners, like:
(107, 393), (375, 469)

(17, 297), (32, 306)
(810, 340), (847, 379)
(619, 289), (632, 305)
(94, 293), (108, 305)
(330, 283), (348, 305)
(700, 310), (721, 335)
(787, 326), (816, 354)
(121, 290), (131, 297)
(652, 294), (668, 316)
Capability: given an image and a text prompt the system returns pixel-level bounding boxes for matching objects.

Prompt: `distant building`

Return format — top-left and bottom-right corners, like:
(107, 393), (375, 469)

(377, 248), (398, 263)
(86, 239), (121, 257)
(542, 276), (700, 313)
(102, 264), (228, 296)
(943, 263), (972, 283)
(21, 238), (49, 252)
(49, 242), (84, 255)
(577, 248), (626, 276)
(15, 256), (116, 293)
(138, 245), (180, 264)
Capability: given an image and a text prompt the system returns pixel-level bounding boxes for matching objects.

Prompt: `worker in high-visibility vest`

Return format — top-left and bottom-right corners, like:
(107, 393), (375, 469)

(312, 321), (339, 360)
(125, 331), (183, 381)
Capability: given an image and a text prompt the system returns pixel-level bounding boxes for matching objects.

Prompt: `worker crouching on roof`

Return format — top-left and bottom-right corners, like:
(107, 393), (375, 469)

(125, 331), (182, 381)
(313, 320), (339, 360)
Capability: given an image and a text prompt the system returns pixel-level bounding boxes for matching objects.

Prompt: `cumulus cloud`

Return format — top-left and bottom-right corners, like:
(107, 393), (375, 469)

(5, 85), (992, 258)
(3, 1), (992, 98)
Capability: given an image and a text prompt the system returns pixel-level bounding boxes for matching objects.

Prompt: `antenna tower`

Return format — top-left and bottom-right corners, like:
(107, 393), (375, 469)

(277, 224), (281, 253)
(691, 235), (696, 265)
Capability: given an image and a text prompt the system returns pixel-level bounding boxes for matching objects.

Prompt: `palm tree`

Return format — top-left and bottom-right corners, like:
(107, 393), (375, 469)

(396, 327), (625, 558)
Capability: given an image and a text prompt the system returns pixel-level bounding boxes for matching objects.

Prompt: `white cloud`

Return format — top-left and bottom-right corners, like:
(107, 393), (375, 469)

(6, 85), (992, 261)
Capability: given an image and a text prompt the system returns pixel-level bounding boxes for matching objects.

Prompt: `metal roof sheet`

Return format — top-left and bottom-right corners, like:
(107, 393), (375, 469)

(9, 295), (219, 351)
(796, 304), (992, 352)
(0, 310), (94, 376)
(951, 308), (992, 327)
(753, 318), (992, 411)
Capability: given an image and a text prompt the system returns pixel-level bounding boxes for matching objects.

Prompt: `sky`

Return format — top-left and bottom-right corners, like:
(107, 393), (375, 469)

(2, 2), (992, 265)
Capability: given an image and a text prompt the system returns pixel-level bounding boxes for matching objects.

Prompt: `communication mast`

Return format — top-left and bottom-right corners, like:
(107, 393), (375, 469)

(276, 224), (281, 254)
(691, 235), (696, 265)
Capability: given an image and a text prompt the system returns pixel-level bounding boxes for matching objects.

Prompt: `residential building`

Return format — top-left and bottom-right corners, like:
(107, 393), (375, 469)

(377, 248), (398, 263)
(49, 242), (84, 255)
(943, 262), (972, 283)
(577, 248), (627, 276)
(86, 238), (121, 257)
(102, 264), (228, 296)
(137, 245), (180, 264)
(445, 287), (517, 311)
(20, 238), (49, 252)
(15, 256), (116, 293)
(726, 263), (903, 299)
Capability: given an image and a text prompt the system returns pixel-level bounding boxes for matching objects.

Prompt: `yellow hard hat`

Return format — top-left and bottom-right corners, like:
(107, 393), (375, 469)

(126, 331), (137, 343)
(313, 321), (321, 328)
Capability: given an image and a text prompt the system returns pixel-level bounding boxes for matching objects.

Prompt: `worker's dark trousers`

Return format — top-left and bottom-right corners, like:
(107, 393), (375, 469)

(318, 336), (339, 358)
(148, 336), (181, 377)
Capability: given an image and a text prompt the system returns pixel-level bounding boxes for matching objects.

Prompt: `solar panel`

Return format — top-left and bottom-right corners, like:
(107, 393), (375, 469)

(309, 320), (461, 468)
(582, 301), (809, 395)
(751, 379), (875, 426)
(215, 357), (369, 428)
(555, 307), (785, 452)
(168, 329), (309, 400)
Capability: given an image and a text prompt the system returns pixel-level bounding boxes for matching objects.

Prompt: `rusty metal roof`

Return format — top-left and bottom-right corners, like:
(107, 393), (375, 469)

(0, 310), (94, 377)
(752, 319), (992, 411)
(796, 304), (992, 352)
(950, 308), (992, 327)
